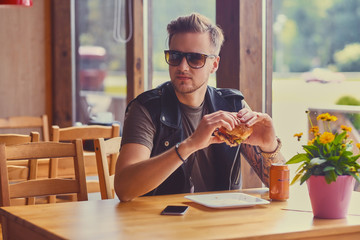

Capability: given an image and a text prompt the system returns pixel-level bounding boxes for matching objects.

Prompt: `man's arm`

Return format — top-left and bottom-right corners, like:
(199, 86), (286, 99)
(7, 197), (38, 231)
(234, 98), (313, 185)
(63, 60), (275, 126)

(114, 110), (241, 202)
(241, 143), (285, 187)
(114, 143), (188, 202)
(237, 107), (285, 186)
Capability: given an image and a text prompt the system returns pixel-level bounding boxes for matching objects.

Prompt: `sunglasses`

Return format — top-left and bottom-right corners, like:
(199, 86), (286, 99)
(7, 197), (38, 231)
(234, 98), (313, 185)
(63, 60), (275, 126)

(164, 50), (217, 69)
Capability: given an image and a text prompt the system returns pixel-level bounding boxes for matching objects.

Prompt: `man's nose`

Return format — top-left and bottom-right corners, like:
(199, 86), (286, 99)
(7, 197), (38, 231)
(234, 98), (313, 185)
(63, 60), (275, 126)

(177, 56), (190, 70)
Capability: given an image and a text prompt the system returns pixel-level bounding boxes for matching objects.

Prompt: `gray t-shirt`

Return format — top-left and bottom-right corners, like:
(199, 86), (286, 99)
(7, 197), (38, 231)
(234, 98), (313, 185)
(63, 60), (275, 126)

(122, 99), (215, 192)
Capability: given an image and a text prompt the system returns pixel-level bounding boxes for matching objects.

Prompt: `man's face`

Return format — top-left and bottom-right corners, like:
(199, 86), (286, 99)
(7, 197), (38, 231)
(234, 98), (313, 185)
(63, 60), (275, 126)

(168, 32), (219, 95)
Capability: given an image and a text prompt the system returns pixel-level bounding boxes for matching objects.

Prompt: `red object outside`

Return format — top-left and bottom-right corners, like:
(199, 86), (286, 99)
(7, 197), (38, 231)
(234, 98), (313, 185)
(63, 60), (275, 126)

(79, 46), (107, 91)
(0, 0), (32, 6)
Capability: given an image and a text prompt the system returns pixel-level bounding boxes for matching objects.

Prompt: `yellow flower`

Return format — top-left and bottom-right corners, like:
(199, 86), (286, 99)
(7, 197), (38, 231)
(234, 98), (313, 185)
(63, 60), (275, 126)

(316, 113), (337, 122)
(341, 125), (352, 132)
(329, 116), (337, 121)
(308, 139), (315, 145)
(293, 132), (303, 141)
(356, 143), (360, 150)
(319, 132), (335, 144)
(317, 113), (331, 121)
(309, 126), (319, 134)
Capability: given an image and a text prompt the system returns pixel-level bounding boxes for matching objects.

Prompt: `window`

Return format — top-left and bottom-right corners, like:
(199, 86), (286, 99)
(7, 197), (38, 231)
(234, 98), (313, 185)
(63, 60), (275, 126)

(272, 0), (360, 161)
(75, 0), (127, 127)
(151, 0), (216, 88)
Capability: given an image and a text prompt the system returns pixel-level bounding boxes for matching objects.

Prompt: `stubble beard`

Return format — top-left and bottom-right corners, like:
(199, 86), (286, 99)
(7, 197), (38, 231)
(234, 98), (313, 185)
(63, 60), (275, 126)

(172, 75), (208, 95)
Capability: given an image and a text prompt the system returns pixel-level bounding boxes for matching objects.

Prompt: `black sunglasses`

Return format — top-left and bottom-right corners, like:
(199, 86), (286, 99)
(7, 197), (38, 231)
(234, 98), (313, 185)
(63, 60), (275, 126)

(164, 50), (217, 69)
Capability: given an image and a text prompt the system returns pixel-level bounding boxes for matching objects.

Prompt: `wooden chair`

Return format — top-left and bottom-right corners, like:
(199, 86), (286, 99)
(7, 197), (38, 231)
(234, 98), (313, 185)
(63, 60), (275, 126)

(0, 115), (49, 141)
(94, 137), (121, 199)
(50, 124), (120, 200)
(0, 140), (88, 207)
(0, 132), (40, 205)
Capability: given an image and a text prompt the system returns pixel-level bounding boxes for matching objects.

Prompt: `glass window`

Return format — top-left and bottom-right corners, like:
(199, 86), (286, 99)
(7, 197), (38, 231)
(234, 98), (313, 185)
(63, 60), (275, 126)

(74, 0), (216, 129)
(151, 0), (216, 88)
(75, 0), (127, 128)
(272, 0), (360, 161)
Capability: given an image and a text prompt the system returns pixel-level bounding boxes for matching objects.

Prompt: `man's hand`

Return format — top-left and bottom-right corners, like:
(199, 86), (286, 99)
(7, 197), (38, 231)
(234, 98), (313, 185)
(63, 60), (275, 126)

(236, 108), (278, 152)
(185, 110), (240, 151)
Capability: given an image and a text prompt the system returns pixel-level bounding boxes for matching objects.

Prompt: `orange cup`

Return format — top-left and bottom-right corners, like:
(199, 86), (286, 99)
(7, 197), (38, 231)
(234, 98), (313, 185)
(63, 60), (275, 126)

(269, 163), (289, 201)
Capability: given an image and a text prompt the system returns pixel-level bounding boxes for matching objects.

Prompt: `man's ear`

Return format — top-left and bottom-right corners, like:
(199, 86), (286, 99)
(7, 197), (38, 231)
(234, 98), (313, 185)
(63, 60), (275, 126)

(210, 56), (220, 74)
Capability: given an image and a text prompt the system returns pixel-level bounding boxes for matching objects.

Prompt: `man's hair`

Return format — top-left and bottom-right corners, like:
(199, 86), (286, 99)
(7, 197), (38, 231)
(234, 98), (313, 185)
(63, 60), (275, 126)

(167, 13), (224, 55)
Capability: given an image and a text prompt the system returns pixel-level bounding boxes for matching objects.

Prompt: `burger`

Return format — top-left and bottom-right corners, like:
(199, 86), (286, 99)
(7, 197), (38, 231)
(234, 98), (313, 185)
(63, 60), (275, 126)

(214, 123), (253, 147)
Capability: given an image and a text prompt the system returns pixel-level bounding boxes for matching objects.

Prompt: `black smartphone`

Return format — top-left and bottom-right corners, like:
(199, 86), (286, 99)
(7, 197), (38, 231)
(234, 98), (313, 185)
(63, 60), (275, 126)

(160, 205), (189, 216)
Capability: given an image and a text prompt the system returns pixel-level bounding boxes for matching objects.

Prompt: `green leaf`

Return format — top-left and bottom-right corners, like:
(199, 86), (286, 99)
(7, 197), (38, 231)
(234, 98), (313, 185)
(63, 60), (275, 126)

(349, 173), (360, 183)
(290, 171), (304, 185)
(300, 170), (312, 185)
(333, 131), (346, 145)
(351, 154), (360, 161)
(309, 157), (326, 166)
(335, 168), (343, 175)
(327, 156), (339, 162)
(286, 153), (309, 164)
(323, 166), (335, 172)
(325, 170), (337, 184)
(295, 162), (306, 173)
(302, 145), (318, 157)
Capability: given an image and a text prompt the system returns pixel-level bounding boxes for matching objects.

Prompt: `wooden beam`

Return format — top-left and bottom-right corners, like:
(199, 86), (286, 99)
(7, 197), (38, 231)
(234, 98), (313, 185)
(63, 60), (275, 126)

(266, 0), (273, 116)
(216, 0), (263, 112)
(216, 0), (241, 90)
(51, 0), (73, 127)
(126, 0), (144, 103)
(216, 0), (267, 188)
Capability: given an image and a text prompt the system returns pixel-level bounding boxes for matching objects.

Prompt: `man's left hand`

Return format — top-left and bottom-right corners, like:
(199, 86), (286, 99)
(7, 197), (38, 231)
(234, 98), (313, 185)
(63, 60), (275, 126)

(237, 108), (278, 152)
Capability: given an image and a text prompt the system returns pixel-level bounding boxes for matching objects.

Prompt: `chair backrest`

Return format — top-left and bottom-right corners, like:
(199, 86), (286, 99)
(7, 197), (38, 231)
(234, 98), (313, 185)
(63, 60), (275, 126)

(0, 132), (40, 204)
(94, 137), (121, 199)
(0, 115), (49, 141)
(0, 132), (40, 145)
(0, 140), (88, 207)
(50, 124), (120, 201)
(52, 123), (120, 141)
(51, 123), (120, 174)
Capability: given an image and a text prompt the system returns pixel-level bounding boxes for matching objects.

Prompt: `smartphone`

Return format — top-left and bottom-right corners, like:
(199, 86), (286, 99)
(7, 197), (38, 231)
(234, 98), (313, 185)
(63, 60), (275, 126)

(160, 205), (189, 216)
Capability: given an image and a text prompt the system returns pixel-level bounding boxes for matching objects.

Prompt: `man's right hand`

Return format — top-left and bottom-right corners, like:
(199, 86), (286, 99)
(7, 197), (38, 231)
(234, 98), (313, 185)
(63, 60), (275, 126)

(184, 110), (241, 150)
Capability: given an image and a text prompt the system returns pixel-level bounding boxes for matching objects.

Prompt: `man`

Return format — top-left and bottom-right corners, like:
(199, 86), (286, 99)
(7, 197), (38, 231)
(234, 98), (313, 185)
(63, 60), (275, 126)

(114, 13), (284, 202)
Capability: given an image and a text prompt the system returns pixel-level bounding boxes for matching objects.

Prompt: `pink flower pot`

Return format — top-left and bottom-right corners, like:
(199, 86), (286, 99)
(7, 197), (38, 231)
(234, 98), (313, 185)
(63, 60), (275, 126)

(306, 175), (355, 219)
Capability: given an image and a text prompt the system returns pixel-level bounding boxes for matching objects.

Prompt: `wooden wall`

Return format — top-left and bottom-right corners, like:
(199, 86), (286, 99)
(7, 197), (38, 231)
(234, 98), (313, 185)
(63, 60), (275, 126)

(0, 0), (52, 126)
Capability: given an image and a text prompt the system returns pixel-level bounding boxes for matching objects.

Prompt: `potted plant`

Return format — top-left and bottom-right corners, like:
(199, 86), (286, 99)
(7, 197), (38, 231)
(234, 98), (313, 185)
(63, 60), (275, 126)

(286, 111), (360, 219)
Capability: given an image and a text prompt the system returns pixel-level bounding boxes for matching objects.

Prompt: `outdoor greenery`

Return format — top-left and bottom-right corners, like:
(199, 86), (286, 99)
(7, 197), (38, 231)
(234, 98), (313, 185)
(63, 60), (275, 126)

(273, 0), (360, 72)
(334, 43), (360, 72)
(336, 95), (360, 130)
(77, 0), (360, 73)
(76, 0), (214, 72)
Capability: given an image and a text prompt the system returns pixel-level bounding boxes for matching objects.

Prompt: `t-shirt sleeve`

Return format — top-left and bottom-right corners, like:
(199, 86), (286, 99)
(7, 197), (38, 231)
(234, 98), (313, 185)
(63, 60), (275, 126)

(121, 100), (156, 151)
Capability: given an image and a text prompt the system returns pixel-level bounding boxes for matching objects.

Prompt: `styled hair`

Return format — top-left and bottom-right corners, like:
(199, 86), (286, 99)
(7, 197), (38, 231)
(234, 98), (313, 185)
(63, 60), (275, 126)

(167, 13), (224, 55)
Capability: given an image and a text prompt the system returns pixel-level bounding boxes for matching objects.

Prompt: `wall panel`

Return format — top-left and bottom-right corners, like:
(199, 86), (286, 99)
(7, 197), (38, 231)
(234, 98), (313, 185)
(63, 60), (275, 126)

(0, 0), (52, 127)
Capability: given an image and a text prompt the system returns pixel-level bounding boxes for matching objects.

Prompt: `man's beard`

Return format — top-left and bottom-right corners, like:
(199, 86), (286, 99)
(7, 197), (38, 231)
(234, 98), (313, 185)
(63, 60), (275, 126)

(172, 73), (208, 94)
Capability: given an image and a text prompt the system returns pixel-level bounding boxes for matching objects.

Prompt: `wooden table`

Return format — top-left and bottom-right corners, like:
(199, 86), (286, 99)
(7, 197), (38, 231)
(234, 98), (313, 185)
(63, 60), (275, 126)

(1, 187), (360, 240)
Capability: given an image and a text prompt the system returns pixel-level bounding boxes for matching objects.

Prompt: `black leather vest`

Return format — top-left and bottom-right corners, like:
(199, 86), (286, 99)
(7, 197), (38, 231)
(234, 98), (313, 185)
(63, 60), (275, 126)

(127, 82), (245, 195)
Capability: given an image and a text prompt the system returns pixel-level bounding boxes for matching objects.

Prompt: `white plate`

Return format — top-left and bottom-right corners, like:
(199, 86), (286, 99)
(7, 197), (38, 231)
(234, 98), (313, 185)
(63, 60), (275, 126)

(184, 192), (270, 208)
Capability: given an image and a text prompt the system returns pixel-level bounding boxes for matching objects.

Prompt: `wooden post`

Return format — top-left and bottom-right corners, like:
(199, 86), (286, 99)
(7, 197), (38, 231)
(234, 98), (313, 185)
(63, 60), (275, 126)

(52, 0), (73, 127)
(216, 0), (270, 188)
(126, 0), (144, 103)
